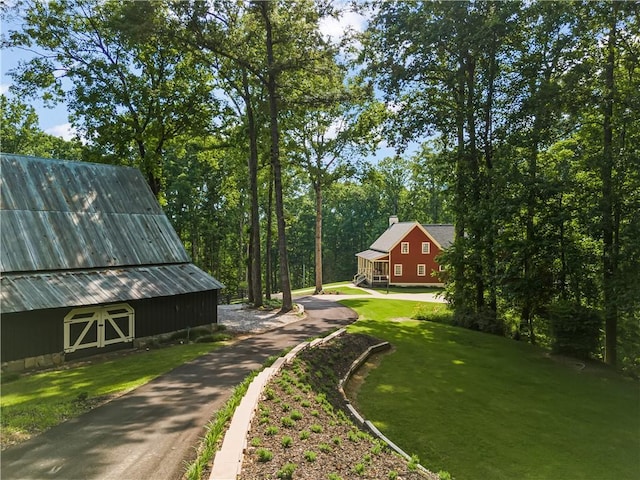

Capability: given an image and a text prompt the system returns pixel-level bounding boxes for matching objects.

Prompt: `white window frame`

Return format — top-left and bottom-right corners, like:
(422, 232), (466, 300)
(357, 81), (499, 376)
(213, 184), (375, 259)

(394, 264), (403, 276)
(422, 242), (431, 254)
(439, 264), (447, 272)
(401, 242), (409, 254)
(417, 264), (426, 276)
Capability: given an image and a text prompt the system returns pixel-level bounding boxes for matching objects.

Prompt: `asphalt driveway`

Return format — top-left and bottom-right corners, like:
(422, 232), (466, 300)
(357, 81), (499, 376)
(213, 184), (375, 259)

(0, 297), (357, 480)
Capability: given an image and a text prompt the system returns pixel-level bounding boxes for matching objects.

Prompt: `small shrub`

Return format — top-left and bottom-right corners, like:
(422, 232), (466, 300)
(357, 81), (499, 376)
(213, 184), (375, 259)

(319, 443), (332, 453)
(311, 409), (320, 417)
(250, 437), (262, 447)
(327, 474), (343, 480)
(347, 430), (360, 443)
(388, 471), (398, 480)
(281, 416), (295, 428)
(353, 462), (366, 475)
(265, 426), (279, 436)
(408, 454), (420, 471)
(290, 410), (303, 421)
(300, 399), (311, 408)
(299, 430), (310, 440)
(438, 471), (453, 480)
(264, 388), (276, 400)
(331, 436), (342, 446)
(256, 448), (273, 462)
(310, 424), (323, 433)
(304, 450), (317, 462)
(281, 436), (293, 448)
(277, 462), (297, 479)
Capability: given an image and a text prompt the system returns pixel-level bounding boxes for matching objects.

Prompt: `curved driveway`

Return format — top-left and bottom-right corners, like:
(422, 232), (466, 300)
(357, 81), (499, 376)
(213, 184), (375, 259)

(1, 297), (357, 480)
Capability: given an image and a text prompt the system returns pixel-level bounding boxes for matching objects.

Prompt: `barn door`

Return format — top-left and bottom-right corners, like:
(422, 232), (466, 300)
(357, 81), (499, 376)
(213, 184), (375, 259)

(64, 304), (135, 353)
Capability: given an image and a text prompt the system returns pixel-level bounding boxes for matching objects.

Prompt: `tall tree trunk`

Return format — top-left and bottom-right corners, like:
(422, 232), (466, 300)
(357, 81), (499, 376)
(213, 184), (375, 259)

(265, 168), (274, 300)
(453, 58), (469, 322)
(602, 4), (618, 366)
(243, 69), (263, 307)
(260, 1), (292, 311)
(465, 54), (485, 313)
(314, 180), (323, 294)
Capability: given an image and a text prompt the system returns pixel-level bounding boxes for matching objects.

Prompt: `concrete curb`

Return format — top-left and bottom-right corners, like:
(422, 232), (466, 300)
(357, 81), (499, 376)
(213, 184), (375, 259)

(209, 328), (347, 480)
(338, 343), (434, 477)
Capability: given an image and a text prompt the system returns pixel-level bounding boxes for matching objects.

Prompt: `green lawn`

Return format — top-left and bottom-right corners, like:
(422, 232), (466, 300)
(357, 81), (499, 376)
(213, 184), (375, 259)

(292, 281), (370, 297)
(1, 343), (222, 447)
(341, 298), (640, 480)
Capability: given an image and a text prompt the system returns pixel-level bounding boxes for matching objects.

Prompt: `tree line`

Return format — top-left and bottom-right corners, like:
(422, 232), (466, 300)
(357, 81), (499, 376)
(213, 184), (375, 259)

(2, 0), (638, 371)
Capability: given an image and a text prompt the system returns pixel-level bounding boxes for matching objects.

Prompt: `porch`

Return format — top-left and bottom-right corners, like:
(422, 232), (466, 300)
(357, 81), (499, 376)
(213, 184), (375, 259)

(354, 251), (389, 287)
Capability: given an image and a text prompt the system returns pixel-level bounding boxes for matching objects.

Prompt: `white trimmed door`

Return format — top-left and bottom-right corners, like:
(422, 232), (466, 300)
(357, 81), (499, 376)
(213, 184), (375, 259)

(64, 303), (135, 353)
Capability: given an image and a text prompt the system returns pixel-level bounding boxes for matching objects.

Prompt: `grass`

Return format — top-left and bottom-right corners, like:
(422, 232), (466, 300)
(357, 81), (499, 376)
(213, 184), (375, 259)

(1, 343), (223, 446)
(341, 298), (640, 480)
(291, 282), (370, 297)
(368, 286), (444, 295)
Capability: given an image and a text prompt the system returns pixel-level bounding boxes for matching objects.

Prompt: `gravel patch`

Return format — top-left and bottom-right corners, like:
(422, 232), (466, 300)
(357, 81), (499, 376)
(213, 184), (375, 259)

(218, 304), (304, 333)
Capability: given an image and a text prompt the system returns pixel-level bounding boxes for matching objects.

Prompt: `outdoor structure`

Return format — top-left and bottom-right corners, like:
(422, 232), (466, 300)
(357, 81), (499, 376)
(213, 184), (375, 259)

(0, 153), (224, 370)
(354, 216), (454, 287)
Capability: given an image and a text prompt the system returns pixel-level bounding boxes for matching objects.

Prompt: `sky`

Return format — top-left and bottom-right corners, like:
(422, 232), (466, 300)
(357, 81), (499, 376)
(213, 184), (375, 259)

(1, 2), (401, 160)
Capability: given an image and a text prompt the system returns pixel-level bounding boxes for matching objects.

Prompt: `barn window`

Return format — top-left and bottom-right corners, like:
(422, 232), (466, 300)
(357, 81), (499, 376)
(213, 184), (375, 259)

(439, 264), (447, 272)
(422, 242), (431, 254)
(401, 242), (409, 254)
(417, 264), (426, 276)
(394, 264), (403, 276)
(64, 303), (135, 353)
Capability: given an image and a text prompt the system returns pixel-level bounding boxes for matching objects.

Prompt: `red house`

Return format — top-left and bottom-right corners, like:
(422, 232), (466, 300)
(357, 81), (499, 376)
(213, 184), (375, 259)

(354, 216), (454, 287)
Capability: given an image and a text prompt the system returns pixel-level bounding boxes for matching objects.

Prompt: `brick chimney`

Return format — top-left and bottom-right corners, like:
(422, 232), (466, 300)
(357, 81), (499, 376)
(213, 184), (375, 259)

(389, 215), (399, 227)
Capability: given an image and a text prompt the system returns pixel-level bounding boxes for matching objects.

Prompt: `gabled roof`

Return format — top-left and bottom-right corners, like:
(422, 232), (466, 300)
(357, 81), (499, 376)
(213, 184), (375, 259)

(1, 154), (189, 272)
(1, 153), (223, 313)
(422, 224), (455, 249)
(369, 222), (417, 253)
(358, 221), (455, 259)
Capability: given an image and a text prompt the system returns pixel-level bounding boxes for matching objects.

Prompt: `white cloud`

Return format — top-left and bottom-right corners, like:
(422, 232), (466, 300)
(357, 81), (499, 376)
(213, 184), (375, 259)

(319, 10), (367, 42)
(45, 123), (77, 141)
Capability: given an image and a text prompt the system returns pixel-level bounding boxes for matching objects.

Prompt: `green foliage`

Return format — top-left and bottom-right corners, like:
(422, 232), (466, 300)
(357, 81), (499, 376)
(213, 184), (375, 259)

(276, 462), (297, 479)
(546, 301), (602, 360)
(310, 424), (323, 433)
(256, 448), (273, 462)
(280, 436), (293, 448)
(303, 450), (317, 462)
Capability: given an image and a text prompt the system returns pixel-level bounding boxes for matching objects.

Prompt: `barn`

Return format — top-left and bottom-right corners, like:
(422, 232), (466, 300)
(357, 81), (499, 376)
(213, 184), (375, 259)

(0, 153), (224, 370)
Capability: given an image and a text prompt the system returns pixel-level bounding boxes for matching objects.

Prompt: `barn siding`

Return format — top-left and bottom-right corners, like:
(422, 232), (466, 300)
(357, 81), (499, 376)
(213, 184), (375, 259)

(1, 309), (67, 362)
(0, 290), (218, 363)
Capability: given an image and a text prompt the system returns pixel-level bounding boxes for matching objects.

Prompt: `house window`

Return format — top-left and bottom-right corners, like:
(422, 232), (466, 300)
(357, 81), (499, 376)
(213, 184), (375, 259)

(417, 264), (426, 276)
(422, 242), (431, 254)
(394, 264), (403, 276)
(439, 264), (446, 272)
(401, 242), (409, 254)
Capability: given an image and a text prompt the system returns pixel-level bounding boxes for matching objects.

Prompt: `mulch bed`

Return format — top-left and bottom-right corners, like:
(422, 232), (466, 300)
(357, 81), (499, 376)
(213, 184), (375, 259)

(238, 333), (438, 480)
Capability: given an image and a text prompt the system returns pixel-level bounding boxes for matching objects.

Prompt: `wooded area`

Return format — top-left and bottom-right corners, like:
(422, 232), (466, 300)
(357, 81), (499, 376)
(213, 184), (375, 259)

(1, 0), (638, 371)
